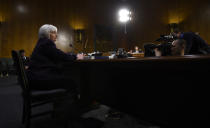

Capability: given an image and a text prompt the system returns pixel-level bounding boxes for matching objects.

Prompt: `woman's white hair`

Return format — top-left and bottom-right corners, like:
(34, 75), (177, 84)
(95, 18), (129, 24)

(38, 24), (57, 39)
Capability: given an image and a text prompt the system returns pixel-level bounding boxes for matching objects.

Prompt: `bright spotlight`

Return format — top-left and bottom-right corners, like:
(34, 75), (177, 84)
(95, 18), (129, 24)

(118, 8), (132, 34)
(118, 8), (131, 23)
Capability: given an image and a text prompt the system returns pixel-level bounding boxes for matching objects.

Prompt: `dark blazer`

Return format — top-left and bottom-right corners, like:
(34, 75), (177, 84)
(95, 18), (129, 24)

(27, 38), (76, 81)
(181, 32), (210, 54)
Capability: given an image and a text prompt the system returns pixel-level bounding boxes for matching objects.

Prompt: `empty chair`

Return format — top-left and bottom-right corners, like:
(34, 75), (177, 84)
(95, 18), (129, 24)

(0, 58), (9, 77)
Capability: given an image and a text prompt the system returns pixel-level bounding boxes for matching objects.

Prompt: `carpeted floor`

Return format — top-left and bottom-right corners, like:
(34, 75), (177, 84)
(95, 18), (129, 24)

(0, 75), (159, 128)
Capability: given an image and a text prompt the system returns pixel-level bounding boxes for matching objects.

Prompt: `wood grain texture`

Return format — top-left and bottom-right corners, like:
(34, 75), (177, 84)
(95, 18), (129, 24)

(0, 0), (210, 57)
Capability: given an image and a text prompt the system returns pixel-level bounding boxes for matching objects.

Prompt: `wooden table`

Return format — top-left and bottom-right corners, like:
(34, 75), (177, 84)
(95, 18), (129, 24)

(64, 55), (210, 127)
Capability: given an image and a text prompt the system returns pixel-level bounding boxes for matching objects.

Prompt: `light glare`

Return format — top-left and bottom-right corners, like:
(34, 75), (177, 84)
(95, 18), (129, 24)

(118, 8), (132, 23)
(17, 4), (27, 13)
(57, 32), (69, 46)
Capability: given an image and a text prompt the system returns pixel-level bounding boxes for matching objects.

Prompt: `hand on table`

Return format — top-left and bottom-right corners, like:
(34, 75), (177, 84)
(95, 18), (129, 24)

(77, 53), (84, 60)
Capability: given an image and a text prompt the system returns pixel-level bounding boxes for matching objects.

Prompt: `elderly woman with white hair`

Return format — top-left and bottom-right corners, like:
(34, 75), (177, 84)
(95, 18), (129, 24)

(26, 24), (103, 127)
(27, 24), (83, 90)
(26, 24), (85, 125)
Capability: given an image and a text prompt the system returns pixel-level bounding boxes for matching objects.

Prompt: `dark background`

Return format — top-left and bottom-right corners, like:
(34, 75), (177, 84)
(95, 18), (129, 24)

(0, 0), (210, 57)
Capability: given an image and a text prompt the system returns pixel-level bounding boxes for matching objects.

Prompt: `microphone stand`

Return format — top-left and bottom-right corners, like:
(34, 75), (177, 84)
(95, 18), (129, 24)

(69, 44), (80, 53)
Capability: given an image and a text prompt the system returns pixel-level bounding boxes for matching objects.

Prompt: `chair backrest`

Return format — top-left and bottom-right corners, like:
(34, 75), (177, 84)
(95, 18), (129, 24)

(0, 58), (8, 70)
(11, 50), (30, 94)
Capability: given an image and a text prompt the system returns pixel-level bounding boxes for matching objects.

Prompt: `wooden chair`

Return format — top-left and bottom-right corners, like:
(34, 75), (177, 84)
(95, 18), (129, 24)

(11, 50), (77, 128)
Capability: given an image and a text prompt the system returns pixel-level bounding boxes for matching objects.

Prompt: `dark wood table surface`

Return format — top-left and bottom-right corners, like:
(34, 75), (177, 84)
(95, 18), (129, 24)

(63, 55), (210, 127)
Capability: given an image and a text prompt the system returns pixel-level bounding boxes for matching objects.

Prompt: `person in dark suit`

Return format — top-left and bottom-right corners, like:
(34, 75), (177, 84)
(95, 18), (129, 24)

(19, 49), (30, 69)
(172, 29), (210, 55)
(27, 24), (83, 90)
(26, 24), (103, 128)
(26, 24), (86, 125)
(133, 46), (142, 53)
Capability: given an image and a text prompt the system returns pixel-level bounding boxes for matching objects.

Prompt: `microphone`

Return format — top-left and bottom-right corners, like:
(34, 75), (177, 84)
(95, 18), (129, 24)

(69, 44), (73, 48)
(69, 44), (83, 53)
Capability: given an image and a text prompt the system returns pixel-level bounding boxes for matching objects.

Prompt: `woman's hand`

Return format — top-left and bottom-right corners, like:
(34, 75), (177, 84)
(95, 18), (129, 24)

(77, 53), (84, 60)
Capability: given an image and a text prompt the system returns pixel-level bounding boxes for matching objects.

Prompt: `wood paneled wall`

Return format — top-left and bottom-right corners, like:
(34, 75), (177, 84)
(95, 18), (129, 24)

(0, 0), (210, 57)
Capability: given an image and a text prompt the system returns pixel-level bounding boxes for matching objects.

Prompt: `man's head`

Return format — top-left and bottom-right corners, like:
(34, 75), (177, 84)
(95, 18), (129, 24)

(171, 28), (182, 38)
(134, 46), (139, 51)
(38, 24), (57, 42)
(171, 39), (186, 56)
(19, 49), (25, 57)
